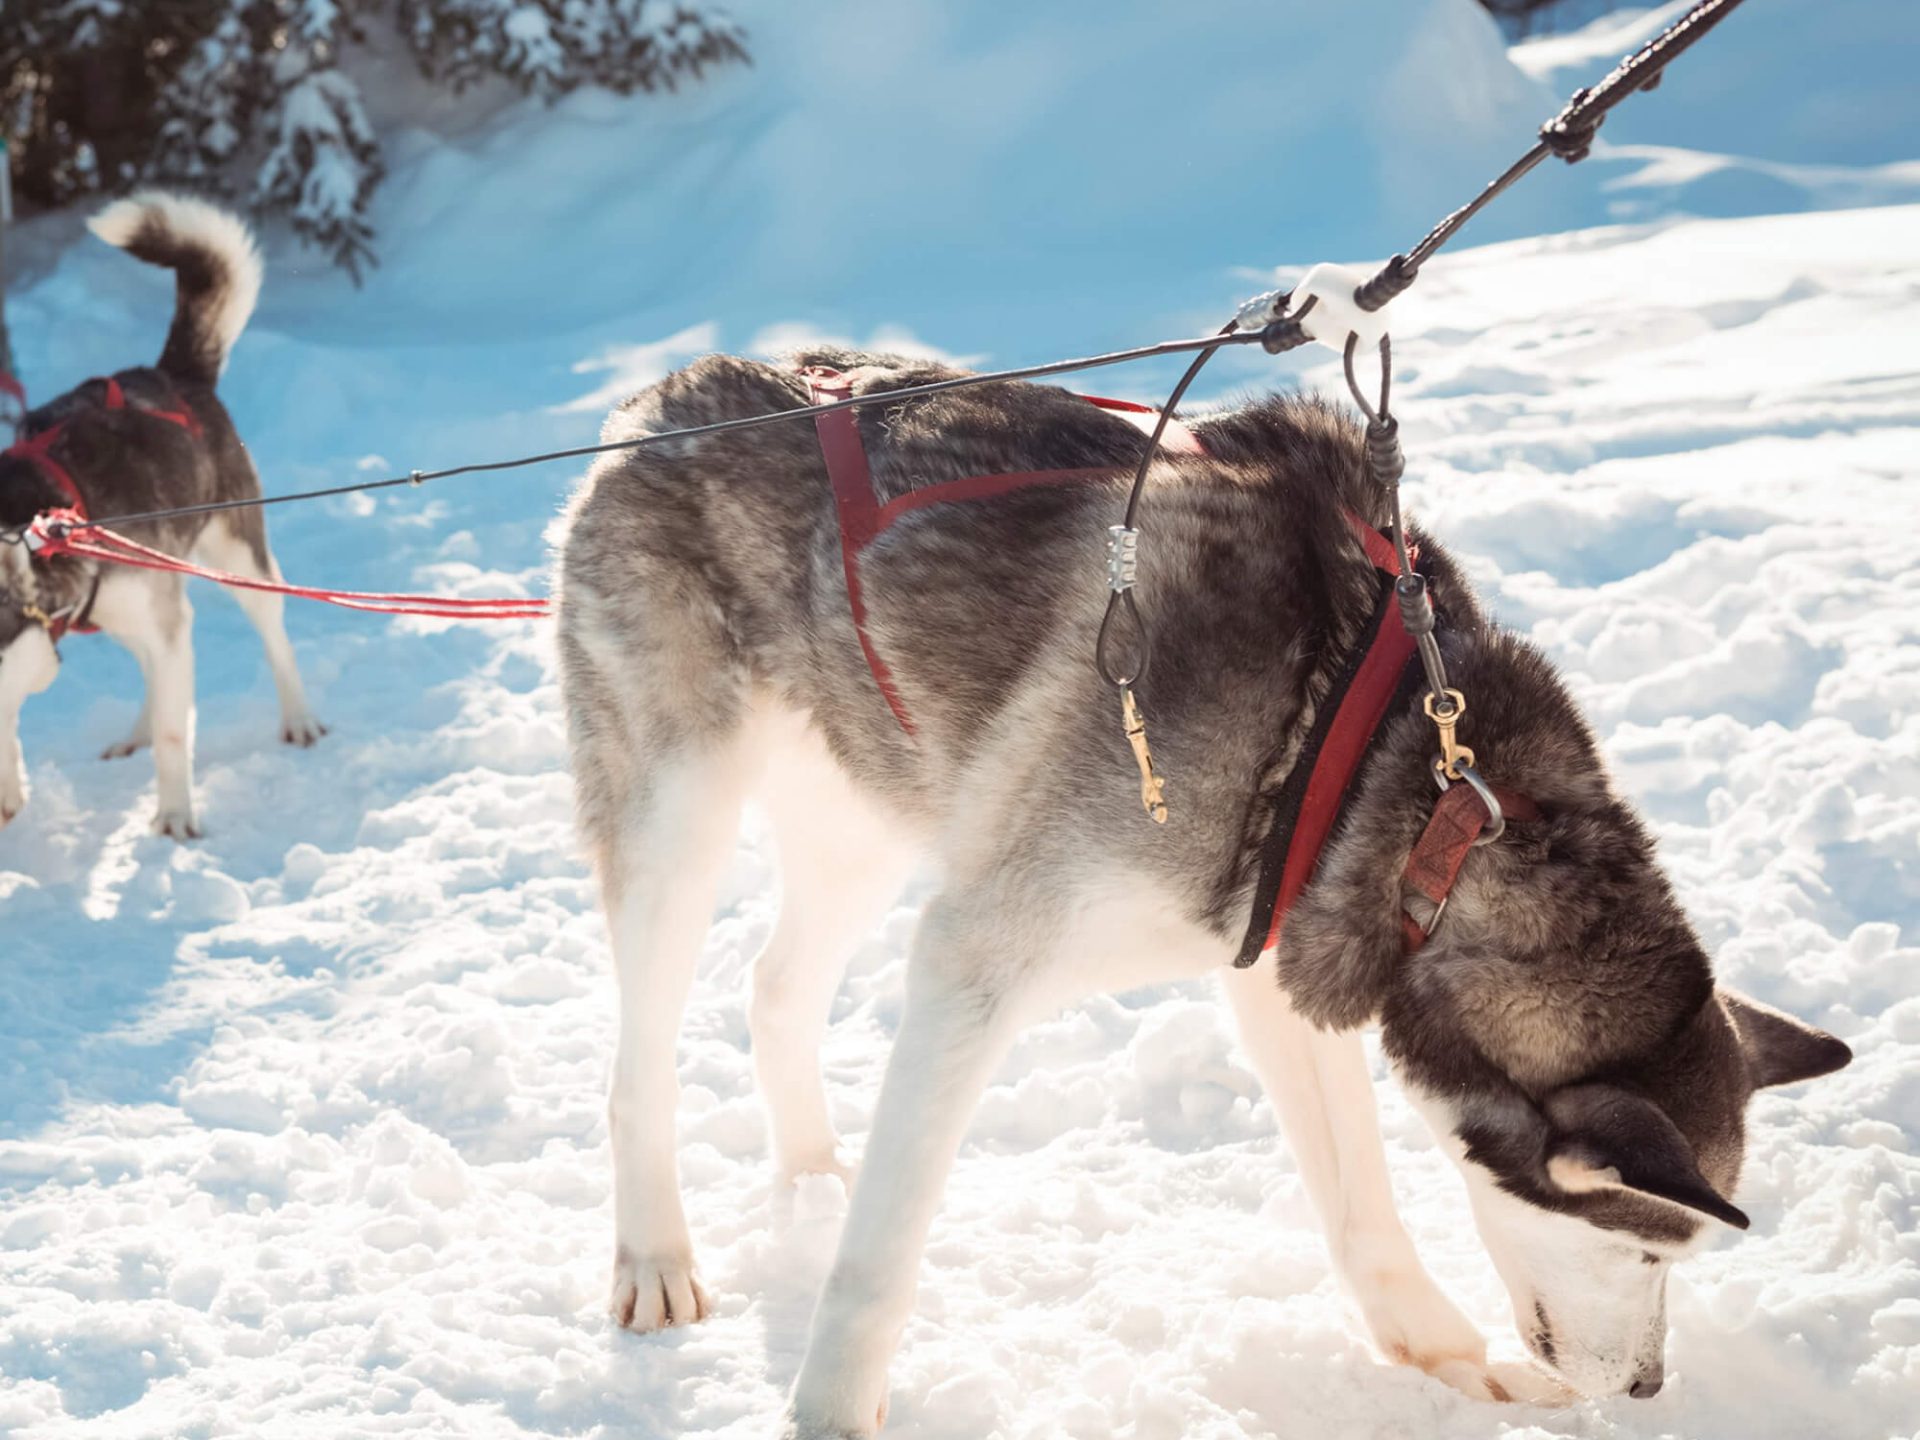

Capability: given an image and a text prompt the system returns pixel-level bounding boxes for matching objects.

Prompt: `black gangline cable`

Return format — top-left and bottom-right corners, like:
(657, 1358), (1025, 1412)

(6, 0), (1748, 569)
(4, 330), (1269, 543)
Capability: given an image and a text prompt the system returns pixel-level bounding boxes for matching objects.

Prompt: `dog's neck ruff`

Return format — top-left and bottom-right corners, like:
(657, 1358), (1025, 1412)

(793, 363), (1528, 964)
(3, 375), (199, 641)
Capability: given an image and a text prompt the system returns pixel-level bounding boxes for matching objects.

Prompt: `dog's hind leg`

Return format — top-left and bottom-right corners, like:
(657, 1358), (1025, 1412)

(1224, 957), (1534, 1400)
(558, 466), (767, 1333)
(752, 712), (917, 1185)
(788, 885), (1029, 1438)
(90, 568), (199, 838)
(193, 514), (324, 747)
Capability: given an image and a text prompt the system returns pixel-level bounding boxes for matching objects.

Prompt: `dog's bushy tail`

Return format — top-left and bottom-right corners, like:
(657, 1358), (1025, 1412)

(87, 192), (263, 387)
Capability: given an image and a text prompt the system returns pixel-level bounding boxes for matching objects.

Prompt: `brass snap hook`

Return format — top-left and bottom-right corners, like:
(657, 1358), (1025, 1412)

(1423, 687), (1474, 782)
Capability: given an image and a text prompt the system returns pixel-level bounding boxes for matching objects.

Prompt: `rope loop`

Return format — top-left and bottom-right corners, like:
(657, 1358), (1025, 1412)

(1096, 588), (1152, 689)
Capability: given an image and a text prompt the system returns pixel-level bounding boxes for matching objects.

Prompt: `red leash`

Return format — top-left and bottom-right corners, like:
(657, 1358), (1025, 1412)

(28, 510), (548, 621)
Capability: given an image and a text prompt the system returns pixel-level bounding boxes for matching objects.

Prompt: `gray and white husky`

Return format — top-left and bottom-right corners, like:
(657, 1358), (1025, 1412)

(0, 192), (322, 840)
(553, 347), (1851, 1433)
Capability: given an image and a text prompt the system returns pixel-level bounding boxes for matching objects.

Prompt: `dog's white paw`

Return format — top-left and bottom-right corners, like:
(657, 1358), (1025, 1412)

(782, 1150), (855, 1190)
(783, 1394), (887, 1439)
(152, 806), (202, 841)
(102, 735), (148, 760)
(1354, 1261), (1487, 1375)
(1484, 1359), (1575, 1406)
(1428, 1356), (1573, 1406)
(609, 1245), (711, 1331)
(0, 791), (20, 828)
(281, 715), (327, 748)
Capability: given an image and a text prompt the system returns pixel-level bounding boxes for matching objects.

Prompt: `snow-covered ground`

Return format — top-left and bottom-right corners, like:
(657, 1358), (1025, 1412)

(3, 1), (1918, 1437)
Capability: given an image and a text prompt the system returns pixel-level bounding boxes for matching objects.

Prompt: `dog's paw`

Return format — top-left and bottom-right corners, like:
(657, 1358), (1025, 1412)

(782, 1150), (855, 1190)
(781, 1397), (887, 1439)
(281, 716), (327, 748)
(610, 1246), (711, 1332)
(1427, 1356), (1573, 1407)
(1354, 1261), (1487, 1376)
(102, 736), (148, 760)
(1484, 1359), (1575, 1406)
(0, 792), (20, 828)
(152, 807), (202, 842)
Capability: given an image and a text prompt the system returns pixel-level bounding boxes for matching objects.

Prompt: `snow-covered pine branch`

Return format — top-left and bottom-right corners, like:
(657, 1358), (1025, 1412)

(0, 0), (749, 276)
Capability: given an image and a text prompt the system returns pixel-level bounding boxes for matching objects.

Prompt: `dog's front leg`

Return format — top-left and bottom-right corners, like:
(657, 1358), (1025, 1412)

(0, 626), (60, 825)
(787, 896), (1023, 1438)
(1223, 958), (1538, 1400)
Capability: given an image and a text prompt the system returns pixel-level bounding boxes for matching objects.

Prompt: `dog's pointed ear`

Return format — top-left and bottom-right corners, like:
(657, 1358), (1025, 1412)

(1542, 1082), (1750, 1230)
(1720, 989), (1852, 1090)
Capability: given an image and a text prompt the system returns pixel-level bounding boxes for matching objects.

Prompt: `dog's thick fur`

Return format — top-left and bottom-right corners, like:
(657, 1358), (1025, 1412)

(0, 192), (321, 839)
(554, 349), (1850, 1432)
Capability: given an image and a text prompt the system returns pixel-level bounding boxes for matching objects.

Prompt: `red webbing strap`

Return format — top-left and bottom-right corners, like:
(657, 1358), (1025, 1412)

(1243, 510), (1418, 958)
(1261, 565), (1417, 951)
(803, 367), (919, 735)
(93, 374), (201, 435)
(29, 510), (548, 620)
(876, 465), (1120, 527)
(6, 423), (86, 514)
(1079, 394), (1205, 455)
(1399, 783), (1541, 953)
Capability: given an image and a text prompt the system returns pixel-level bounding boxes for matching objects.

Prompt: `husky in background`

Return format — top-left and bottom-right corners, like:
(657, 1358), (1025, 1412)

(553, 349), (1851, 1434)
(0, 193), (322, 840)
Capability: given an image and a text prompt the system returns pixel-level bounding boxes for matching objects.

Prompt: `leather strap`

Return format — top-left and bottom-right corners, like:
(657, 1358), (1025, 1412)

(1398, 781), (1541, 952)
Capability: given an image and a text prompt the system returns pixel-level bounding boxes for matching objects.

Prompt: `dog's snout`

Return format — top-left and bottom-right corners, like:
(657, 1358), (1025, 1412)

(1628, 1374), (1664, 1400)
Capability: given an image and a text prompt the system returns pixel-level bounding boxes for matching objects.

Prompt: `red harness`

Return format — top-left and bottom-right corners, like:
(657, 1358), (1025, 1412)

(803, 365), (1204, 735)
(4, 375), (204, 640)
(798, 365), (1530, 958)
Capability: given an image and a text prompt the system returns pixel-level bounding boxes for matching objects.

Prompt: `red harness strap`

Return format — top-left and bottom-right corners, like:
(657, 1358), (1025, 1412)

(804, 368), (920, 734)
(802, 366), (1204, 735)
(4, 375), (203, 518)
(95, 375), (202, 436)
(1254, 516), (1419, 953)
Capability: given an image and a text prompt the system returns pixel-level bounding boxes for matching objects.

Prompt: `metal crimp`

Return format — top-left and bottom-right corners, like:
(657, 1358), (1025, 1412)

(1121, 686), (1168, 825)
(1424, 687), (1475, 783)
(1232, 286), (1290, 332)
(1106, 524), (1139, 593)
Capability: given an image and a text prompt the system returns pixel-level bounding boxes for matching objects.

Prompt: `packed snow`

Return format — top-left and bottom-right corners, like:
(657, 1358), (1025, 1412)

(2, 1), (1916, 1437)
